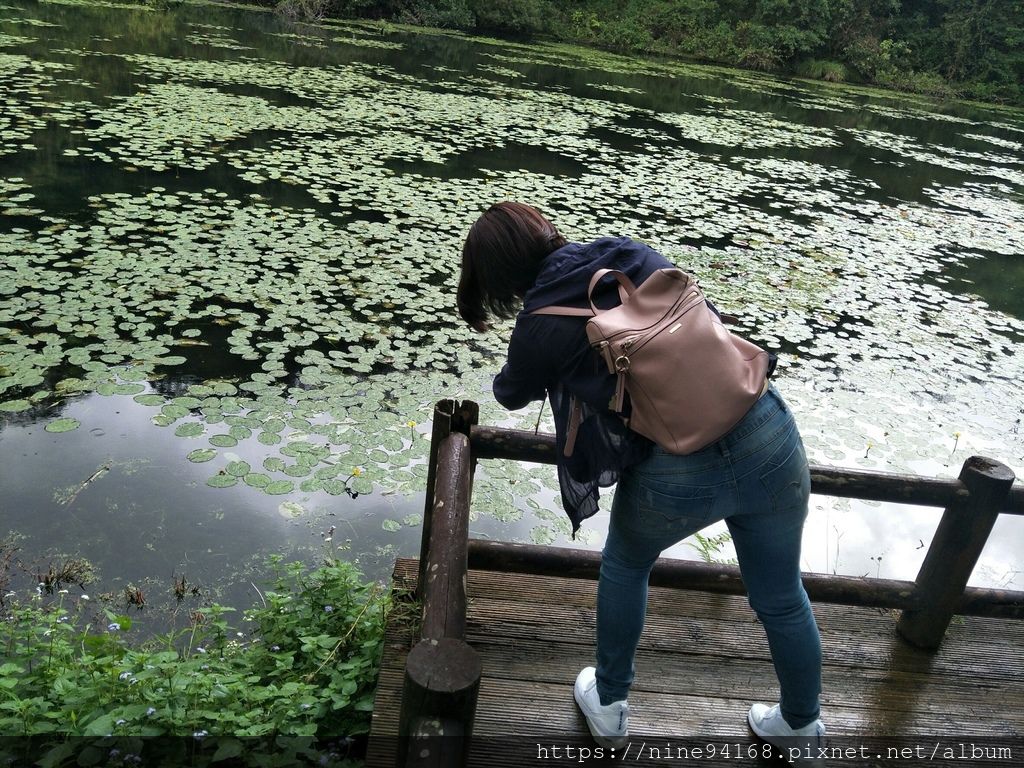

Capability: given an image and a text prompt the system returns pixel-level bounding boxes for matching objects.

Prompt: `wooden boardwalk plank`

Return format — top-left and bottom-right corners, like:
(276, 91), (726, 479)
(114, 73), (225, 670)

(368, 559), (1024, 767)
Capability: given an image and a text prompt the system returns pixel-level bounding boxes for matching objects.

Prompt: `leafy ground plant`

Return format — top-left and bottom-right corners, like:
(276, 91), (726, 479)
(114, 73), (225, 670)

(0, 556), (389, 767)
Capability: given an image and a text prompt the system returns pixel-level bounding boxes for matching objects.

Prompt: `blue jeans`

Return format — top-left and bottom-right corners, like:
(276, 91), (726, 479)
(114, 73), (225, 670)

(596, 386), (822, 729)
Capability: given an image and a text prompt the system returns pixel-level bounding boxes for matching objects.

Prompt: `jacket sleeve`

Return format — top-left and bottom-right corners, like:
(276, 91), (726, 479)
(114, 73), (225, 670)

(492, 319), (548, 411)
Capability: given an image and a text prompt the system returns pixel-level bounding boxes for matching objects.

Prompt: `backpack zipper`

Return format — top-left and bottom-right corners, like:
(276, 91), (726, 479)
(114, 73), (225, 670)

(611, 291), (705, 359)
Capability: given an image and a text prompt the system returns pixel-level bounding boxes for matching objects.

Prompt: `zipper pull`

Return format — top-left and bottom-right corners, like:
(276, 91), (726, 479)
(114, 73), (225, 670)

(613, 372), (626, 412)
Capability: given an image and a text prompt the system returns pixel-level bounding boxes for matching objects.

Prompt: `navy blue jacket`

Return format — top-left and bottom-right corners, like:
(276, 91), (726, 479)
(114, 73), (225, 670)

(493, 237), (675, 534)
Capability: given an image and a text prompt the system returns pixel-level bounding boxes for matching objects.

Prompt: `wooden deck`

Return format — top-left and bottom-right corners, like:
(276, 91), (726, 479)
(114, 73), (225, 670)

(367, 558), (1024, 767)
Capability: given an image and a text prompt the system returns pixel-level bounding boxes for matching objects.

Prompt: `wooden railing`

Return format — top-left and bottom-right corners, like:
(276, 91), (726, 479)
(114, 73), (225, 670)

(395, 399), (1023, 767)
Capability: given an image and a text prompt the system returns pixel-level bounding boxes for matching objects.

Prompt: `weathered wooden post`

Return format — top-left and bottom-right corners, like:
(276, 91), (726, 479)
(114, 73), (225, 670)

(398, 639), (481, 768)
(419, 400), (455, 600)
(420, 433), (472, 640)
(399, 431), (480, 767)
(419, 401), (479, 599)
(897, 456), (1015, 649)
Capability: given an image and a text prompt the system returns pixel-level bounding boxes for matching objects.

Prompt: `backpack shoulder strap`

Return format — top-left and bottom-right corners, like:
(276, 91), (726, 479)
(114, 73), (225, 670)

(529, 305), (594, 317)
(530, 270), (635, 317)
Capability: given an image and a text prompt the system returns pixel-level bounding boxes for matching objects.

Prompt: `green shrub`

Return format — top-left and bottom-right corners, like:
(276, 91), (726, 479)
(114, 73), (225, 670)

(684, 20), (740, 63)
(392, 0), (475, 29)
(797, 58), (848, 83)
(0, 556), (389, 767)
(876, 68), (957, 100)
(277, 0), (336, 21)
(595, 19), (653, 52)
(568, 9), (602, 41)
(843, 36), (911, 80)
(960, 79), (1023, 106)
(471, 0), (550, 36)
(641, 0), (718, 48)
(733, 22), (783, 71)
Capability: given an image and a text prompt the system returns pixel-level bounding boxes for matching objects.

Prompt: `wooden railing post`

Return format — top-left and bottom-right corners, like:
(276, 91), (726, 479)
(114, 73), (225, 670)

(419, 400), (455, 599)
(399, 432), (480, 767)
(897, 456), (1015, 649)
(420, 433), (472, 640)
(397, 639), (481, 768)
(419, 401), (479, 599)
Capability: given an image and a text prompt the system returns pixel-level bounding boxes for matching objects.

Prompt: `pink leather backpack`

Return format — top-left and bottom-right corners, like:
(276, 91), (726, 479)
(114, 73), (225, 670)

(533, 268), (770, 457)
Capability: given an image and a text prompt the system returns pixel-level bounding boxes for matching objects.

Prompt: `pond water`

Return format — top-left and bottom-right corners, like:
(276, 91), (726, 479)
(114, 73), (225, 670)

(1, 0), (1023, 622)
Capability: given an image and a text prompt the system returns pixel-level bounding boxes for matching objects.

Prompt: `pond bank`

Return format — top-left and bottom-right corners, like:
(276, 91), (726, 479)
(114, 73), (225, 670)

(238, 0), (1024, 107)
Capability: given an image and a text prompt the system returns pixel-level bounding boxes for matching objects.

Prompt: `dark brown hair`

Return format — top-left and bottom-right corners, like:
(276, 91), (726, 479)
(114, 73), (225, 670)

(457, 202), (567, 332)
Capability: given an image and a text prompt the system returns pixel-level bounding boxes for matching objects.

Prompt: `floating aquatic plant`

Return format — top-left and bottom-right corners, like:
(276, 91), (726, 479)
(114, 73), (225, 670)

(0, 0), (1021, 569)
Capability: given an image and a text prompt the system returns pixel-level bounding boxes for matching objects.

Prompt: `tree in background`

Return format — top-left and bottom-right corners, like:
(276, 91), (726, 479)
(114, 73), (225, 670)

(263, 0), (1024, 105)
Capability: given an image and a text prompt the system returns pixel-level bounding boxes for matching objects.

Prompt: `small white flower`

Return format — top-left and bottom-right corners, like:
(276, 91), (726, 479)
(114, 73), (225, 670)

(195, 647), (206, 654)
(115, 719), (127, 726)
(81, 594), (90, 601)
(193, 730), (209, 741)
(145, 707), (157, 717)
(119, 671), (132, 681)
(107, 622), (121, 632)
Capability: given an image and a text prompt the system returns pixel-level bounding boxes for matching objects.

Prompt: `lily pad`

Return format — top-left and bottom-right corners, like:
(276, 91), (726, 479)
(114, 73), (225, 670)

(187, 448), (218, 463)
(226, 460), (250, 477)
(209, 434), (237, 448)
(45, 417), (81, 433)
(161, 404), (189, 420)
(175, 422), (205, 438)
(322, 479), (349, 495)
(244, 472), (271, 488)
(264, 480), (295, 495)
(206, 473), (238, 488)
(278, 501), (304, 517)
(228, 425), (252, 441)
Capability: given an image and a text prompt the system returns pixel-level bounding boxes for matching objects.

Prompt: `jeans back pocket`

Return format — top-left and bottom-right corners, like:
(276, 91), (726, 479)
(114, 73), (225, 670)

(637, 482), (717, 535)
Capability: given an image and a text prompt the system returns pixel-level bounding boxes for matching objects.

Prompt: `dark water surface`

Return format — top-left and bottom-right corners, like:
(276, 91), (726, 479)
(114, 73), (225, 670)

(1, 0), (1023, 626)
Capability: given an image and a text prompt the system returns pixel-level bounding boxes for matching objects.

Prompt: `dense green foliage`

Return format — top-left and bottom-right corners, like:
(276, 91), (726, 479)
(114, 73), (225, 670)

(275, 0), (1024, 104)
(0, 556), (390, 767)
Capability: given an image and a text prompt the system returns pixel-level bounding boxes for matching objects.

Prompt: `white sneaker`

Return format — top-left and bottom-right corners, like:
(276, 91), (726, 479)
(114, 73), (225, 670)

(748, 703), (826, 762)
(573, 667), (628, 749)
